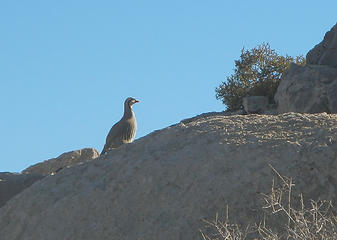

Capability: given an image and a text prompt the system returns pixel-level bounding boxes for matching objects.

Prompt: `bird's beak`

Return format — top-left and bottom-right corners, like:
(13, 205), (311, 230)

(135, 99), (140, 103)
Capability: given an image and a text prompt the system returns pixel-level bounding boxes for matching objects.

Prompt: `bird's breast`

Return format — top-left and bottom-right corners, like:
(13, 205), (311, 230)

(122, 117), (137, 142)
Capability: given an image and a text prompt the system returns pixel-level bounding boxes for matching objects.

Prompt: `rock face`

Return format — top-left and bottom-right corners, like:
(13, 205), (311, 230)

(1, 113), (337, 240)
(275, 23), (337, 113)
(306, 23), (337, 68)
(0, 172), (44, 208)
(22, 148), (99, 175)
(275, 64), (337, 113)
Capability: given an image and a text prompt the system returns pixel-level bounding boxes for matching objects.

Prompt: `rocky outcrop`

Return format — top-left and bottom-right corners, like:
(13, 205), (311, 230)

(275, 23), (337, 113)
(0, 148), (99, 208)
(22, 148), (99, 175)
(275, 64), (337, 113)
(1, 113), (337, 240)
(306, 23), (337, 68)
(0, 172), (44, 208)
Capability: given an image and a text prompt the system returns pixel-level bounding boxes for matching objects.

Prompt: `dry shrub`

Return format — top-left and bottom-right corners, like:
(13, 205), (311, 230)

(200, 206), (251, 240)
(200, 165), (337, 240)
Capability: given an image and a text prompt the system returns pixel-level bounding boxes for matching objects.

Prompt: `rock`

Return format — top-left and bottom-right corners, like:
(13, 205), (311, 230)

(0, 172), (44, 208)
(242, 96), (269, 113)
(22, 148), (99, 175)
(306, 23), (337, 68)
(0, 148), (99, 208)
(275, 63), (337, 113)
(180, 110), (243, 124)
(1, 113), (337, 240)
(275, 23), (337, 114)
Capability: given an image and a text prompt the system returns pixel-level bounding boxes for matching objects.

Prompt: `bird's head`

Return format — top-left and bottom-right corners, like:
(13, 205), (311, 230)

(125, 97), (139, 108)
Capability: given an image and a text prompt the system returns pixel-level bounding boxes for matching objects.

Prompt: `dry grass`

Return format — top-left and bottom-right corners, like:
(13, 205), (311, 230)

(200, 165), (337, 240)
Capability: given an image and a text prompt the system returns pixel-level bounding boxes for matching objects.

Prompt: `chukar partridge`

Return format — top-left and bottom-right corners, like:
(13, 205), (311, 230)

(101, 97), (139, 155)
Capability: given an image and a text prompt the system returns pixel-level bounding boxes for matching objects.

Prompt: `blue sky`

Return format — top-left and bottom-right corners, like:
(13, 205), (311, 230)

(1, 1), (336, 172)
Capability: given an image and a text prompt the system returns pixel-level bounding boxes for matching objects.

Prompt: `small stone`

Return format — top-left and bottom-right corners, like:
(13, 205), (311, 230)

(242, 96), (269, 113)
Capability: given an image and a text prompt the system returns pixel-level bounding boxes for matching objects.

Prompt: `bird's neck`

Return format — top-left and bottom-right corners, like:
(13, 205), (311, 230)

(123, 104), (134, 119)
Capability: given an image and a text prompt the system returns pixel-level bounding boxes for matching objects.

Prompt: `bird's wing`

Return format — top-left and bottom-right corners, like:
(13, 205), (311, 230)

(101, 120), (124, 154)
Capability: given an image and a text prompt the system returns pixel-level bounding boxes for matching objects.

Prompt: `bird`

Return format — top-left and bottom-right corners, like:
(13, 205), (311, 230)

(101, 97), (139, 155)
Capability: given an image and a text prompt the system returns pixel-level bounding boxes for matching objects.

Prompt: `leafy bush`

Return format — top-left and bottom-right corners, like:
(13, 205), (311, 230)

(215, 43), (306, 111)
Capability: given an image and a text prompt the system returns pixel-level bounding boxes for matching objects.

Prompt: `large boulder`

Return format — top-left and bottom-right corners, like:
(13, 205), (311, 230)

(0, 172), (44, 208)
(275, 23), (337, 114)
(22, 148), (99, 175)
(306, 23), (337, 68)
(0, 113), (337, 240)
(275, 63), (337, 113)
